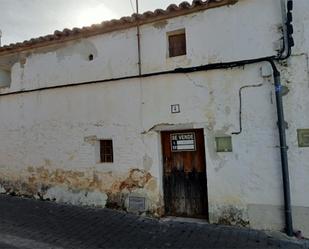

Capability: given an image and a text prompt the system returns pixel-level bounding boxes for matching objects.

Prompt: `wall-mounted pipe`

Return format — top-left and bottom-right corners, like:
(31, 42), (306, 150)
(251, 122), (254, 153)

(232, 83), (264, 135)
(268, 60), (293, 236)
(275, 0), (294, 236)
(279, 0), (288, 58)
(0, 56), (278, 97)
(280, 0), (294, 59)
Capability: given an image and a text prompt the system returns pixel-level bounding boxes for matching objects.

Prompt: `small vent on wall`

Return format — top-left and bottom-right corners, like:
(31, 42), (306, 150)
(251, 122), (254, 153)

(128, 196), (146, 212)
(88, 54), (94, 61)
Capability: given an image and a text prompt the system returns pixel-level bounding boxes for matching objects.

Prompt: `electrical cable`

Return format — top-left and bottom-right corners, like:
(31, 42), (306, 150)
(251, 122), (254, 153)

(129, 0), (135, 13)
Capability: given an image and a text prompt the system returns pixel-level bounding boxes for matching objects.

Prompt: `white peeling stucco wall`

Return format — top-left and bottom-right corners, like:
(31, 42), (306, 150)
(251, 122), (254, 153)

(0, 0), (308, 237)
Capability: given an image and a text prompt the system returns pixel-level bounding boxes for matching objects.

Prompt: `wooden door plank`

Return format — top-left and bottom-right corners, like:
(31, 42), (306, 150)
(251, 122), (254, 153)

(162, 129), (208, 218)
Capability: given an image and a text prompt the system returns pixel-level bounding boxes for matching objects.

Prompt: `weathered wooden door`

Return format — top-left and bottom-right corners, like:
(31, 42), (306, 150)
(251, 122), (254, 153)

(161, 129), (208, 218)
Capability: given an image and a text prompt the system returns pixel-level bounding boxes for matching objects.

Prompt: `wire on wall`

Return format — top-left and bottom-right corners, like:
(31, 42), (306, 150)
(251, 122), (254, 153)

(232, 83), (264, 135)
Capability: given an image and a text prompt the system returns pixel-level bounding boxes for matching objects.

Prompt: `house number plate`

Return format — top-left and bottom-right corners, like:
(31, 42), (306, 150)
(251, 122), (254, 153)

(171, 133), (196, 152)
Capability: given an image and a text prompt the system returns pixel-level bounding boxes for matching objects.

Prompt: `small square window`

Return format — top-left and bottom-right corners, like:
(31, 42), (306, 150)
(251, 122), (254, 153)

(215, 136), (233, 152)
(100, 140), (113, 163)
(168, 32), (186, 57)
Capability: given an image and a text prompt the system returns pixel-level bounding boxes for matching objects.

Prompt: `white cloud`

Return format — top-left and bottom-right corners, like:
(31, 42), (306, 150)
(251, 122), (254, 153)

(71, 3), (120, 28)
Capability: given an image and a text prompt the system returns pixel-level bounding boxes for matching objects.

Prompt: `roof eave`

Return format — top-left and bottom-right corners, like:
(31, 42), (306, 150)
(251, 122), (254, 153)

(0, 0), (238, 56)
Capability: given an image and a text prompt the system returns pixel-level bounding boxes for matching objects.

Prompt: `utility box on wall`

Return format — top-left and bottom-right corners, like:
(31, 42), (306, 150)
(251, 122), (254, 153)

(297, 129), (309, 147)
(0, 69), (10, 88)
(215, 136), (233, 152)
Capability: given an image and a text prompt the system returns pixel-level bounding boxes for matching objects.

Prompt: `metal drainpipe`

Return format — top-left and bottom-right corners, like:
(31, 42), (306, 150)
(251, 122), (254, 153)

(279, 0), (289, 58)
(269, 60), (294, 236)
(274, 0), (294, 236)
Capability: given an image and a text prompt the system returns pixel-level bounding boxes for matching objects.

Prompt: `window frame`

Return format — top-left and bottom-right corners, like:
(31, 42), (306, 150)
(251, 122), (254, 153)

(100, 139), (114, 163)
(167, 29), (187, 58)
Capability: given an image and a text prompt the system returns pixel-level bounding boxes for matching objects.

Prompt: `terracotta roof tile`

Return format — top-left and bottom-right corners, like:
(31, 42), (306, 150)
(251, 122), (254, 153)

(0, 0), (237, 55)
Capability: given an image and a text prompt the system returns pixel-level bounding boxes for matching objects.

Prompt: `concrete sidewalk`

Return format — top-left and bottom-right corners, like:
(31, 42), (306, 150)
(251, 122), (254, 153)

(0, 195), (307, 249)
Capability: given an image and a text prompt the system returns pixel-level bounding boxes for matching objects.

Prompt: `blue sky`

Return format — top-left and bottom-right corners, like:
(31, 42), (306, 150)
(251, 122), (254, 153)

(0, 0), (185, 45)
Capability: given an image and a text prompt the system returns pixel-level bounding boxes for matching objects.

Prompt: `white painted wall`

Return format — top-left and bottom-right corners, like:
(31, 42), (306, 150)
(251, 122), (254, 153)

(0, 0), (283, 93)
(0, 0), (308, 236)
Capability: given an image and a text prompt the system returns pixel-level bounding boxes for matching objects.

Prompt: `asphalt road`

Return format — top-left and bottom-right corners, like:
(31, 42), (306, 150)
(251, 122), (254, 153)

(0, 195), (307, 249)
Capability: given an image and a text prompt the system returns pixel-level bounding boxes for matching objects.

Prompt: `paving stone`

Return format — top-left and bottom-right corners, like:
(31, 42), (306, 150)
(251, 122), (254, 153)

(0, 195), (307, 249)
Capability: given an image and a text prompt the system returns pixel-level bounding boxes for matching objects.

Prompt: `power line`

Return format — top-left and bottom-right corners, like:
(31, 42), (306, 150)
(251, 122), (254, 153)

(129, 0), (135, 13)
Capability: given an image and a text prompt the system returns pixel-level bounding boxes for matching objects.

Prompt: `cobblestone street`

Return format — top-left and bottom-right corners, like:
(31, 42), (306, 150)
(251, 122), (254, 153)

(0, 195), (307, 249)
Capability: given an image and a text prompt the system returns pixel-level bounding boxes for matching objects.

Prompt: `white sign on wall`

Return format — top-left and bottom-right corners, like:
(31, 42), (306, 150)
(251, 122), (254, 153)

(171, 133), (196, 152)
(171, 104), (180, 113)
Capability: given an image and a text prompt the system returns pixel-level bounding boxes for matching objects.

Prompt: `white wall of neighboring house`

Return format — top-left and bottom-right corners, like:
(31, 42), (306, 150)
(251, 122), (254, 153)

(0, 0), (308, 236)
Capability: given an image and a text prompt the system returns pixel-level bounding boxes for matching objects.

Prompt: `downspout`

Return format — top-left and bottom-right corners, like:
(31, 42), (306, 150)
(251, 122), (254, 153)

(279, 0), (288, 59)
(279, 0), (292, 59)
(268, 59), (293, 236)
(273, 0), (294, 236)
(232, 0), (294, 236)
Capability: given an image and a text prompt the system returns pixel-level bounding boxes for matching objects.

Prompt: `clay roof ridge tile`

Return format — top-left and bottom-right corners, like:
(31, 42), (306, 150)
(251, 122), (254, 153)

(192, 0), (206, 6)
(72, 27), (82, 34)
(120, 16), (134, 23)
(179, 1), (192, 9)
(153, 9), (166, 15)
(62, 28), (73, 35)
(167, 4), (180, 12)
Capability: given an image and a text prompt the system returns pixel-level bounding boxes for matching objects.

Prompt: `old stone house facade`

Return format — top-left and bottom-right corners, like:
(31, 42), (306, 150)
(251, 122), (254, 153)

(0, 0), (308, 237)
